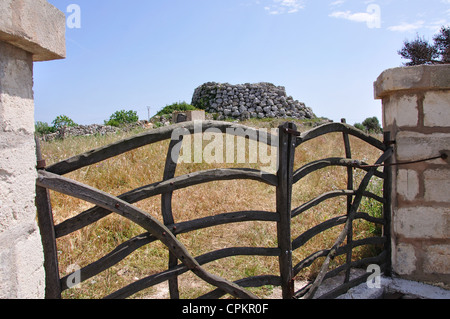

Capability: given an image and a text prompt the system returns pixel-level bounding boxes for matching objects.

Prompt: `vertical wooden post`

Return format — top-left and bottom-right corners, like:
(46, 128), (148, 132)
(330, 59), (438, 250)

(382, 131), (393, 277)
(276, 122), (296, 299)
(162, 136), (184, 299)
(341, 119), (354, 283)
(35, 137), (62, 299)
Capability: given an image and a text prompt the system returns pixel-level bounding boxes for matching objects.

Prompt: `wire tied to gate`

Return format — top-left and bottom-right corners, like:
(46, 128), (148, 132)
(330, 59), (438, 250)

(353, 151), (448, 169)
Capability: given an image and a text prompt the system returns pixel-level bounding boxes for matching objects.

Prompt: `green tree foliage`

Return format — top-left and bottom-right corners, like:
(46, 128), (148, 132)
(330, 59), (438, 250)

(354, 117), (382, 134)
(35, 115), (77, 136)
(362, 117), (382, 134)
(398, 35), (439, 66)
(398, 26), (450, 66)
(105, 110), (139, 127)
(35, 121), (56, 136)
(156, 101), (198, 116)
(52, 115), (78, 130)
(433, 26), (450, 63)
(354, 123), (366, 132)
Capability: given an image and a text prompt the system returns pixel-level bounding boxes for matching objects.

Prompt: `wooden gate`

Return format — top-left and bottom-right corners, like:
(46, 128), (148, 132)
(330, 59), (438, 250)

(35, 120), (393, 299)
(282, 122), (393, 299)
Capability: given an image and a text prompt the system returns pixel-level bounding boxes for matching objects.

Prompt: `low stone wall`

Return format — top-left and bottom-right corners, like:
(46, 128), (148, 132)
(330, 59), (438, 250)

(192, 82), (315, 120)
(41, 121), (153, 141)
(375, 65), (450, 288)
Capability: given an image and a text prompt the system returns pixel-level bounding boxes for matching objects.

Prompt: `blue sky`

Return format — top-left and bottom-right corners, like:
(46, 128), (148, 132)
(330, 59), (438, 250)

(34, 0), (450, 125)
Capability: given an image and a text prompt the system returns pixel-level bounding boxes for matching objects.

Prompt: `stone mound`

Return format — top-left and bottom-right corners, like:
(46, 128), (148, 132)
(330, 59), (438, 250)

(192, 82), (315, 121)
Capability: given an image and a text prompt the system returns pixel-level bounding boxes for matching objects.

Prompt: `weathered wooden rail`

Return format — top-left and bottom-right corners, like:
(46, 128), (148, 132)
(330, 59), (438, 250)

(35, 120), (393, 299)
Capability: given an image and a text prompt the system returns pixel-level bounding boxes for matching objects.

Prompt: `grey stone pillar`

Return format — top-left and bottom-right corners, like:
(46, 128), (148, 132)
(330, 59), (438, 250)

(375, 65), (450, 287)
(0, 0), (65, 298)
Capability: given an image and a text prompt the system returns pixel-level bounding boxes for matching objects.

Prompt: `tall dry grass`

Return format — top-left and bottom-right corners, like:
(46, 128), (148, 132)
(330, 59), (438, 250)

(40, 120), (384, 299)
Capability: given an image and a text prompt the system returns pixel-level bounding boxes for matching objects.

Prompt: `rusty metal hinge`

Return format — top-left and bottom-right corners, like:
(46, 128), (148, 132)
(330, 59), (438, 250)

(283, 128), (300, 137)
(36, 159), (47, 170)
(385, 140), (396, 146)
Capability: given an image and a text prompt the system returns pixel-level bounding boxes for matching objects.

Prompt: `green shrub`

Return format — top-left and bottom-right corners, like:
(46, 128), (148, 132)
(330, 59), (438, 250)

(354, 117), (383, 134)
(52, 115), (78, 130)
(35, 121), (56, 136)
(105, 110), (139, 127)
(156, 101), (198, 117)
(354, 123), (366, 132)
(361, 178), (384, 237)
(362, 117), (382, 134)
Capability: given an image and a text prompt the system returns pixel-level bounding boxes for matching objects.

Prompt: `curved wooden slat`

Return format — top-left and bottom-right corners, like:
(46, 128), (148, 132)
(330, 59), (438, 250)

(323, 251), (387, 284)
(37, 170), (259, 299)
(45, 121), (278, 176)
(291, 189), (385, 219)
(292, 236), (387, 277)
(292, 213), (384, 251)
(173, 210), (279, 235)
(291, 190), (354, 218)
(292, 215), (348, 251)
(105, 264), (184, 299)
(105, 247), (280, 299)
(198, 275), (281, 299)
(55, 168), (277, 238)
(60, 232), (154, 291)
(59, 211), (279, 288)
(302, 147), (393, 299)
(296, 122), (386, 151)
(295, 253), (387, 299)
(292, 157), (384, 184)
(317, 267), (383, 299)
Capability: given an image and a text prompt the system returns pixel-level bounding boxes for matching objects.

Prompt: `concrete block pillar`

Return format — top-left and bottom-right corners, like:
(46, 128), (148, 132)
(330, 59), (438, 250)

(375, 65), (450, 288)
(0, 0), (65, 298)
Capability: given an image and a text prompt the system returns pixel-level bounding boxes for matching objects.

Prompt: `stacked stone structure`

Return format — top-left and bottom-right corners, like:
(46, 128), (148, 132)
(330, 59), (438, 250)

(192, 82), (315, 120)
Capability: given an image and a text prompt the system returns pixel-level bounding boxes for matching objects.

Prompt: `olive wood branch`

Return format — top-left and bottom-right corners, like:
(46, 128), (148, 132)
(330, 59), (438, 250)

(292, 157), (384, 184)
(302, 147), (393, 299)
(45, 120), (277, 176)
(58, 210), (279, 290)
(36, 170), (259, 299)
(55, 168), (277, 238)
(296, 122), (387, 151)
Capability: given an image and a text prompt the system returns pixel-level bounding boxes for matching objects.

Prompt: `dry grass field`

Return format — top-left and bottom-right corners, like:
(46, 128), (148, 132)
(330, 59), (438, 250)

(40, 119), (384, 299)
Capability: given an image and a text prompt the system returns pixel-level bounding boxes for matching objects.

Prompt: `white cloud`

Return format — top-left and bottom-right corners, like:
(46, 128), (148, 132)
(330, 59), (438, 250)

(264, 0), (305, 15)
(330, 0), (346, 7)
(329, 4), (381, 28)
(387, 20), (425, 32)
(330, 10), (371, 23)
(426, 19), (449, 32)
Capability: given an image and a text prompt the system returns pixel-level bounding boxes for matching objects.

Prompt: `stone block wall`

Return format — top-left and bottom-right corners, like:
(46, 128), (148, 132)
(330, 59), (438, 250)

(0, 41), (44, 298)
(172, 110), (206, 123)
(375, 65), (450, 287)
(192, 82), (315, 121)
(0, 0), (65, 298)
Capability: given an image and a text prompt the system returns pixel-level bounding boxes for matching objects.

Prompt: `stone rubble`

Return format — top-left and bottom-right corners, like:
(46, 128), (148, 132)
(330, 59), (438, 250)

(41, 82), (317, 141)
(41, 121), (153, 141)
(192, 82), (316, 121)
